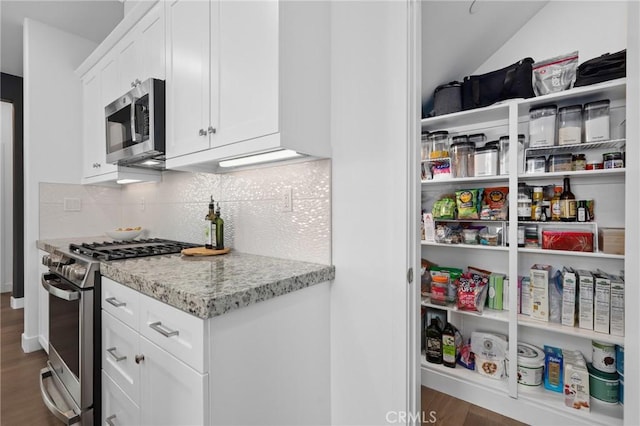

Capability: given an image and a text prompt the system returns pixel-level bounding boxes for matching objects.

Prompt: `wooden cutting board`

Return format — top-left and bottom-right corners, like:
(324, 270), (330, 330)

(181, 247), (230, 256)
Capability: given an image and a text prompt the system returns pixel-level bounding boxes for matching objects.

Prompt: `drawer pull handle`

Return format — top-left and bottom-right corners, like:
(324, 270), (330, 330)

(106, 297), (126, 308)
(135, 354), (145, 364)
(149, 321), (179, 338)
(106, 347), (127, 362)
(105, 414), (117, 426)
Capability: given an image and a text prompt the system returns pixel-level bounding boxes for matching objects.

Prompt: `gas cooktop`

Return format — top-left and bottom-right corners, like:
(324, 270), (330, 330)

(69, 238), (200, 261)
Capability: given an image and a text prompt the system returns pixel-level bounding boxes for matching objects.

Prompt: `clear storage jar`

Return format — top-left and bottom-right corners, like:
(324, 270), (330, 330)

(427, 131), (450, 159)
(421, 133), (431, 160)
(497, 134), (525, 175)
(529, 105), (557, 147)
(557, 105), (582, 145)
(474, 145), (499, 176)
(584, 100), (610, 142)
(450, 139), (475, 178)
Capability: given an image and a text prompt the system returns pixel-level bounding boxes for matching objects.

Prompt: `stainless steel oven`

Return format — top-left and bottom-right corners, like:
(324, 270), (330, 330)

(40, 251), (100, 425)
(39, 239), (199, 425)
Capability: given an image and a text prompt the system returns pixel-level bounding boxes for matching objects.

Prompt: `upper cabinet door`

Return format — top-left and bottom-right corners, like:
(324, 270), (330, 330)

(138, 3), (166, 82)
(82, 72), (101, 178)
(165, 0), (211, 159)
(117, 32), (140, 92)
(213, 0), (279, 148)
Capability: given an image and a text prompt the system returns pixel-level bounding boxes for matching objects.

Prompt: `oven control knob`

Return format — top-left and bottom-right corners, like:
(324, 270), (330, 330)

(42, 255), (50, 266)
(72, 266), (87, 280)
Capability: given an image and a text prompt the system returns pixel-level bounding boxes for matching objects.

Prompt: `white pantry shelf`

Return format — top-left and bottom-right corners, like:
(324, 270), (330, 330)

(422, 299), (510, 323)
(421, 357), (509, 395)
(517, 315), (624, 345)
(517, 247), (624, 260)
(421, 241), (508, 251)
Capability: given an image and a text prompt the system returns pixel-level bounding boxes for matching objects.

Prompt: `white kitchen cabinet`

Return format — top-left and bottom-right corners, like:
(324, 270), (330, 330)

(101, 277), (209, 426)
(165, 0), (330, 172)
(102, 371), (140, 426)
(420, 79), (627, 425)
(116, 2), (165, 93)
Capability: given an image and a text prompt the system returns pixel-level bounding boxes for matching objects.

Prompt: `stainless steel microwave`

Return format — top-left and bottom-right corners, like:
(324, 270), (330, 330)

(105, 78), (165, 168)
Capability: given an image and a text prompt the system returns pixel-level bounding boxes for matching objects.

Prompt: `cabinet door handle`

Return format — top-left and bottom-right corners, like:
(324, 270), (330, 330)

(131, 81), (136, 88)
(106, 347), (127, 362)
(105, 297), (126, 308)
(208, 126), (216, 134)
(135, 354), (145, 364)
(198, 128), (207, 136)
(105, 414), (117, 426)
(149, 321), (179, 338)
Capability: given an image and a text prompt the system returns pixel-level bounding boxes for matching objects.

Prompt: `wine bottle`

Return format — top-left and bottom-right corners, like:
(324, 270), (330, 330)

(426, 318), (443, 364)
(559, 177), (576, 222)
(205, 196), (216, 249)
(214, 202), (224, 250)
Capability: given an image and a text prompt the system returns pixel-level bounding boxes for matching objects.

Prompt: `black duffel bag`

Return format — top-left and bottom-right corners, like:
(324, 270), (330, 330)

(462, 57), (536, 110)
(574, 49), (626, 87)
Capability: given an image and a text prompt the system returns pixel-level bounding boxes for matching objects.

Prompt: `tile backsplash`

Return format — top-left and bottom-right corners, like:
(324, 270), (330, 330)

(39, 159), (331, 265)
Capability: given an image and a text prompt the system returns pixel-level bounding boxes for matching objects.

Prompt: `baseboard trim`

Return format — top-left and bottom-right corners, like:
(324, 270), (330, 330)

(38, 335), (49, 354)
(1, 282), (12, 293)
(10, 296), (24, 309)
(22, 333), (43, 353)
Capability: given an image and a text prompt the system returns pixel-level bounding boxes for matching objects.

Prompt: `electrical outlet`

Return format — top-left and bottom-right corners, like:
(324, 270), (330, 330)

(282, 187), (292, 212)
(140, 197), (145, 211)
(63, 198), (81, 212)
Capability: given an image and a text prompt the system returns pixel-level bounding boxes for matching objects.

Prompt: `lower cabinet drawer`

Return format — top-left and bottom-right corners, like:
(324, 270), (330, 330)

(102, 311), (140, 403)
(138, 294), (207, 373)
(102, 277), (139, 330)
(102, 370), (140, 426)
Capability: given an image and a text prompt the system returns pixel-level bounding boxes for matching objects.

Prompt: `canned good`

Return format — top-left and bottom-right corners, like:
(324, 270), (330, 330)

(586, 161), (604, 170)
(603, 152), (624, 169)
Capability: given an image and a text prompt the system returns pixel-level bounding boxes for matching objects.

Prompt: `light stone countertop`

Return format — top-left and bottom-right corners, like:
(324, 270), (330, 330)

(37, 237), (335, 319)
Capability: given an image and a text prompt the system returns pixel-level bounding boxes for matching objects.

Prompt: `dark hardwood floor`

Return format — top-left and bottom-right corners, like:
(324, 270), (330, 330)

(0, 292), (525, 426)
(1, 293), (59, 426)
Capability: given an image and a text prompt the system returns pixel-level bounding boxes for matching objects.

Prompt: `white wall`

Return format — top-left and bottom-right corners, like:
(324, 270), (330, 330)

(1, 101), (13, 293)
(475, 1), (627, 74)
(23, 18), (96, 352)
(330, 2), (415, 424)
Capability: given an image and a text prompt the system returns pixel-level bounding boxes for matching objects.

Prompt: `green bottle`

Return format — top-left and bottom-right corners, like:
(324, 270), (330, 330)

(205, 196), (215, 249)
(214, 202), (224, 250)
(442, 322), (457, 368)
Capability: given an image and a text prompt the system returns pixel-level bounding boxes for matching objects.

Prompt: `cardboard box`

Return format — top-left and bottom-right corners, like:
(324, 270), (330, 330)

(563, 350), (590, 412)
(520, 276), (531, 316)
(609, 273), (625, 337)
(598, 227), (624, 255)
(542, 231), (593, 252)
(503, 277), (509, 311)
(561, 267), (577, 327)
(530, 265), (552, 321)
(576, 270), (594, 330)
(593, 273), (611, 334)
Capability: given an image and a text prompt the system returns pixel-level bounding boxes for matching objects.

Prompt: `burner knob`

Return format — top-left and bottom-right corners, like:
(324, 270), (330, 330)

(72, 265), (87, 280)
(42, 255), (51, 266)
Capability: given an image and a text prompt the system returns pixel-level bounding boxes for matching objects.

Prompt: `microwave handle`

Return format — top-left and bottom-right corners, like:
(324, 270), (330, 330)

(130, 97), (138, 143)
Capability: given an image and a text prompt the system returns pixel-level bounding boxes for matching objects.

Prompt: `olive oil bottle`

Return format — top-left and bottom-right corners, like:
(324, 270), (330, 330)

(214, 202), (224, 250)
(205, 196), (216, 249)
(441, 322), (457, 368)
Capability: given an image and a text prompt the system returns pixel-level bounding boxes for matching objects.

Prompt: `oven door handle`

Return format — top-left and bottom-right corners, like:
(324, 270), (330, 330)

(41, 274), (80, 301)
(40, 367), (81, 425)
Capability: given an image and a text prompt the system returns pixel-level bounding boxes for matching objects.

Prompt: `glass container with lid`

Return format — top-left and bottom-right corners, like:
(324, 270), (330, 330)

(427, 131), (450, 159)
(474, 145), (499, 176)
(450, 139), (475, 178)
(557, 105), (583, 145)
(584, 100), (610, 142)
(529, 105), (557, 147)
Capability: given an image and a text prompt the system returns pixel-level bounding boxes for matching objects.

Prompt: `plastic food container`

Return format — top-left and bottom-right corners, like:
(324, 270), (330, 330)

(529, 105), (557, 147)
(427, 131), (450, 159)
(474, 145), (499, 176)
(619, 374), (624, 405)
(584, 100), (610, 142)
(420, 133), (431, 160)
(548, 153), (573, 172)
(506, 342), (545, 386)
(588, 362), (619, 404)
(430, 275), (450, 305)
(557, 105), (583, 145)
(462, 228), (479, 245)
(616, 345), (624, 375)
(450, 140), (475, 178)
(603, 152), (624, 169)
(592, 340), (617, 373)
(526, 156), (547, 173)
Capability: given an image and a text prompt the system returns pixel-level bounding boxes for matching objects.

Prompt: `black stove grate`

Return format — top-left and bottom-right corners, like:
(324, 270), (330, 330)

(69, 239), (200, 261)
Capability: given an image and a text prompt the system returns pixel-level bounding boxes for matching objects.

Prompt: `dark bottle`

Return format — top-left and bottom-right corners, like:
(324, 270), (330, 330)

(214, 202), (224, 250)
(441, 322), (457, 368)
(559, 177), (577, 222)
(577, 200), (589, 222)
(205, 196), (216, 249)
(426, 318), (443, 364)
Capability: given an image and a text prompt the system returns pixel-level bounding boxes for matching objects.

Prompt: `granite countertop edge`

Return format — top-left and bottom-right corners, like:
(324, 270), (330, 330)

(37, 237), (335, 320)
